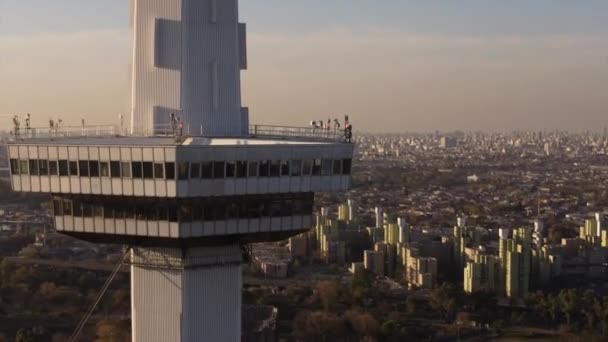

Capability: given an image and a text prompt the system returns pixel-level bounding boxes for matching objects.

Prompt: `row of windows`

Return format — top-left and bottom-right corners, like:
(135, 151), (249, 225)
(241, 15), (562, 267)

(52, 193), (314, 223)
(10, 158), (352, 179)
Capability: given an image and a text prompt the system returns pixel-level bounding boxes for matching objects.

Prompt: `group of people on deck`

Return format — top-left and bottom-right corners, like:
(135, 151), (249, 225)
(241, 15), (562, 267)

(310, 115), (353, 143)
(169, 113), (185, 137)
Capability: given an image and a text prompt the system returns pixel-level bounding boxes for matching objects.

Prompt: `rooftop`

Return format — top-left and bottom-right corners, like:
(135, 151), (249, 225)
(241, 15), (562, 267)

(9, 124), (352, 146)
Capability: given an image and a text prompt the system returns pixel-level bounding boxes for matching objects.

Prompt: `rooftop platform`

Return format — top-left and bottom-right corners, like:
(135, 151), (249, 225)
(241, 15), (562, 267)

(9, 124), (351, 146)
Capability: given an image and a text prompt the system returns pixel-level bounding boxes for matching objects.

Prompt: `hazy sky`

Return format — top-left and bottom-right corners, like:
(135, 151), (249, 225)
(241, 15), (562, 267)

(1, 0), (607, 132)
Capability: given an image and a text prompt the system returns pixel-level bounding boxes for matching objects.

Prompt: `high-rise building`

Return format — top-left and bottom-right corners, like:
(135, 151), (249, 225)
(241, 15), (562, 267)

(504, 227), (532, 298)
(7, 1), (354, 341)
(464, 253), (500, 294)
(375, 207), (383, 229)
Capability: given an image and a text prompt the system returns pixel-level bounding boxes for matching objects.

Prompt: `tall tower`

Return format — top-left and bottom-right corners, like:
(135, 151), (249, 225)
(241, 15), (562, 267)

(130, 0), (249, 136)
(7, 1), (354, 341)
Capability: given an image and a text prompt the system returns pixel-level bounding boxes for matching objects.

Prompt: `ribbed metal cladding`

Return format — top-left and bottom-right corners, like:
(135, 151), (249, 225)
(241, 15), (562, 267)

(131, 246), (243, 342)
(181, 0), (245, 136)
(131, 0), (248, 136)
(131, 0), (183, 135)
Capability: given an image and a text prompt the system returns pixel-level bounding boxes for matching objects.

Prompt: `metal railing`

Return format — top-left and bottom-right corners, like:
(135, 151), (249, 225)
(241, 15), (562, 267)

(12, 125), (119, 140)
(11, 123), (351, 144)
(249, 125), (347, 142)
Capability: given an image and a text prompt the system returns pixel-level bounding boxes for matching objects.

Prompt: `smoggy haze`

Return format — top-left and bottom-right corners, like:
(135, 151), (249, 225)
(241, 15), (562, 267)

(1, 0), (607, 132)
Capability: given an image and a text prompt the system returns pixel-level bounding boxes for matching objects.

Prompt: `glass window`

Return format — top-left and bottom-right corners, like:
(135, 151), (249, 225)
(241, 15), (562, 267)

(143, 162), (154, 179)
(132, 162), (143, 178)
(93, 204), (103, 218)
(158, 205), (168, 221)
(201, 162), (213, 179)
(180, 204), (193, 223)
(63, 200), (73, 216)
(178, 162), (189, 180)
(100, 162), (110, 177)
(165, 162), (175, 180)
(281, 160), (290, 176)
(53, 198), (63, 216)
(168, 204), (178, 222)
(49, 161), (58, 175)
(82, 203), (93, 218)
(190, 163), (200, 179)
(236, 161), (247, 178)
(39, 160), (49, 176)
(312, 159), (322, 176)
(125, 205), (135, 219)
(110, 161), (121, 178)
(259, 161), (269, 177)
(291, 160), (302, 177)
(154, 163), (164, 179)
(89, 161), (100, 177)
(342, 159), (352, 175)
(321, 159), (332, 176)
(226, 202), (239, 220)
(115, 205), (126, 220)
(192, 200), (203, 221)
(226, 162), (236, 178)
(248, 161), (259, 178)
(332, 159), (342, 175)
(19, 160), (29, 175)
(136, 206), (145, 220)
(145, 205), (158, 221)
(302, 160), (313, 176)
(70, 161), (80, 176)
(29, 160), (39, 176)
(269, 161), (280, 177)
(78, 161), (89, 177)
(73, 201), (82, 217)
(121, 162), (132, 178)
(213, 162), (225, 179)
(58, 160), (68, 176)
(10, 159), (19, 175)
(104, 204), (114, 219)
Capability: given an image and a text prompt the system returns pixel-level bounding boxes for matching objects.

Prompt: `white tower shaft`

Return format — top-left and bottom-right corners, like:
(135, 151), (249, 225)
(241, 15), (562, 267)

(131, 0), (248, 136)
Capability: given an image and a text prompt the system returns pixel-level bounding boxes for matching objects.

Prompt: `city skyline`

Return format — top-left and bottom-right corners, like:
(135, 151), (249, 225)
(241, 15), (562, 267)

(1, 0), (608, 132)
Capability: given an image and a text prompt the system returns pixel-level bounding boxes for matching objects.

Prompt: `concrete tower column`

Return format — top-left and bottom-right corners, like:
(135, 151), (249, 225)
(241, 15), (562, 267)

(130, 245), (243, 342)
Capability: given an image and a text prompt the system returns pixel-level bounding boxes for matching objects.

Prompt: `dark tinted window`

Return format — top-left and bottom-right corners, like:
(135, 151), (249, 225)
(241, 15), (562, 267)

(39, 160), (49, 175)
(269, 161), (280, 177)
(332, 159), (342, 175)
(190, 163), (200, 179)
(100, 162), (110, 177)
(236, 161), (247, 178)
(342, 159), (352, 175)
(321, 159), (332, 176)
(58, 160), (68, 176)
(122, 162), (132, 178)
(312, 159), (322, 176)
(165, 162), (175, 180)
(10, 159), (19, 174)
(302, 160), (313, 176)
(281, 161), (290, 176)
(178, 162), (189, 180)
(110, 161), (121, 178)
(154, 163), (164, 179)
(259, 161), (269, 177)
(291, 160), (302, 176)
(143, 162), (154, 179)
(226, 162), (235, 178)
(248, 162), (259, 177)
(213, 162), (225, 179)
(49, 161), (58, 175)
(71, 161), (80, 176)
(19, 160), (29, 175)
(29, 160), (39, 176)
(132, 162), (143, 178)
(89, 161), (100, 177)
(201, 162), (213, 179)
(78, 161), (88, 177)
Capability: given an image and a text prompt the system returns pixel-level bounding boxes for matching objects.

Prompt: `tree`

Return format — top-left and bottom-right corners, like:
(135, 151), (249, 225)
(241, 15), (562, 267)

(96, 319), (129, 342)
(430, 283), (460, 321)
(344, 310), (379, 340)
(559, 289), (580, 329)
(317, 281), (339, 311)
(293, 311), (346, 342)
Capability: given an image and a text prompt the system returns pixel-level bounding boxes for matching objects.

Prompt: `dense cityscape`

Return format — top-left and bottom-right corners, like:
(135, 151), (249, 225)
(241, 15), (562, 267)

(1, 130), (608, 340)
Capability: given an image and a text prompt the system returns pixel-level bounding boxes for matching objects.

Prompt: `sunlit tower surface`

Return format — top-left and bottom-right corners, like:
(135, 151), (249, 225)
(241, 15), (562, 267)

(7, 0), (354, 341)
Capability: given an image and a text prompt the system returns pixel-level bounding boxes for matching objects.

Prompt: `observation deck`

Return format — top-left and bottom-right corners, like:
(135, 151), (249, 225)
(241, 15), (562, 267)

(7, 124), (354, 246)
